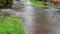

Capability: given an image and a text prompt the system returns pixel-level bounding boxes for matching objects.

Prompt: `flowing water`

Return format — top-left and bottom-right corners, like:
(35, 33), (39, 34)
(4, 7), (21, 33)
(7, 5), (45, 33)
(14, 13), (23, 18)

(1, 0), (60, 34)
(13, 0), (60, 34)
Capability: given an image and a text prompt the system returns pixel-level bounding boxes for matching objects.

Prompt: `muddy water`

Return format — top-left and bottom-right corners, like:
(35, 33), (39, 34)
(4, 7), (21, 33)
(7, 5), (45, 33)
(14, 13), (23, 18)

(23, 5), (60, 34)
(2, 0), (60, 34)
(1, 8), (60, 34)
(13, 0), (60, 34)
(19, 0), (50, 34)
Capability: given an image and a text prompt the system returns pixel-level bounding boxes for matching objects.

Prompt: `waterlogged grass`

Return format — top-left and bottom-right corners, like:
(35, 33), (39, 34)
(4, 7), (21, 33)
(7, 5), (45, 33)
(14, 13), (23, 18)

(0, 16), (25, 34)
(30, 0), (48, 8)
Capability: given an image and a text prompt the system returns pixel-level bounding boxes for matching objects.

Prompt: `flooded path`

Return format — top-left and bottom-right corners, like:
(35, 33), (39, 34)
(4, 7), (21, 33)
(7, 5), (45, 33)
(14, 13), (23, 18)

(12, 0), (60, 34)
(21, 0), (60, 34)
(1, 0), (60, 34)
(23, 5), (60, 34)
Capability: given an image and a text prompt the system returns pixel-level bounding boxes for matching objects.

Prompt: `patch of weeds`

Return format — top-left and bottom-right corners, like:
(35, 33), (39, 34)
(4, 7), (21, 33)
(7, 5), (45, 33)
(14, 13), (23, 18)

(30, 0), (48, 8)
(0, 16), (25, 34)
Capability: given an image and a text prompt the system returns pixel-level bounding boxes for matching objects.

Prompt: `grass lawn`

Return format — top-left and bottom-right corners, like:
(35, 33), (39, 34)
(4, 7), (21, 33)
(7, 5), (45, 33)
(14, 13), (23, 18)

(0, 16), (25, 34)
(30, 0), (48, 8)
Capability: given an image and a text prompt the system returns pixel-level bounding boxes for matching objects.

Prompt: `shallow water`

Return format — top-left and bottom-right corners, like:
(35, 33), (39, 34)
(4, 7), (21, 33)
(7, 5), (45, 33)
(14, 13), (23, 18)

(1, 0), (60, 34)
(21, 0), (60, 34)
(12, 0), (60, 34)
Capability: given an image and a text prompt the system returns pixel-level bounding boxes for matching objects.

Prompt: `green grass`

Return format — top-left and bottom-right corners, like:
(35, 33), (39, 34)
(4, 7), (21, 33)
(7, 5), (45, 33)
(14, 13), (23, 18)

(0, 16), (25, 34)
(30, 0), (48, 8)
